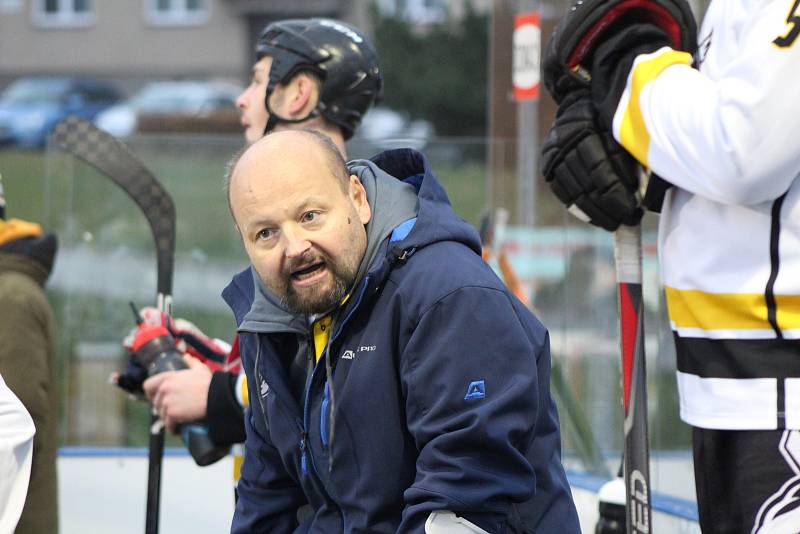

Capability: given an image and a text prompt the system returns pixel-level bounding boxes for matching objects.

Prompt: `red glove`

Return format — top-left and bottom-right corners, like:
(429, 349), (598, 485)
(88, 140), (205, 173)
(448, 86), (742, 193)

(114, 323), (173, 397)
(225, 335), (242, 374)
(122, 307), (230, 372)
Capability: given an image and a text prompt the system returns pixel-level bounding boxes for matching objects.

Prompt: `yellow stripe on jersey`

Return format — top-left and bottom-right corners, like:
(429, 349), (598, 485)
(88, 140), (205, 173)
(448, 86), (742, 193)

(666, 288), (800, 332)
(665, 286), (770, 330)
(618, 49), (693, 166)
(776, 294), (800, 330)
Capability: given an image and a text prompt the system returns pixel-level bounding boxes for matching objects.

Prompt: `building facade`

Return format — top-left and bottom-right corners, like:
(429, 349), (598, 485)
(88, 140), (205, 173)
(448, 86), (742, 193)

(0, 0), (369, 93)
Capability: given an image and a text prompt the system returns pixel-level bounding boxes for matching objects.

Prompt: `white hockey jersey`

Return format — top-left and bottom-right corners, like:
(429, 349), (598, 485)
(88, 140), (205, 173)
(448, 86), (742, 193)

(0, 374), (34, 533)
(611, 0), (800, 430)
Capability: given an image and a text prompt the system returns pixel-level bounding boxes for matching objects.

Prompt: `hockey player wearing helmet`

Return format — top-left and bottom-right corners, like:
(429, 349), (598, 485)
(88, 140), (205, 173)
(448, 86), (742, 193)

(119, 18), (382, 488)
(237, 18), (382, 152)
(541, 0), (800, 530)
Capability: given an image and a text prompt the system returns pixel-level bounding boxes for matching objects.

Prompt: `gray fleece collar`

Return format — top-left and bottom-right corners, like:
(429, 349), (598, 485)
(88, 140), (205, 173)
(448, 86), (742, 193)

(349, 158), (418, 286)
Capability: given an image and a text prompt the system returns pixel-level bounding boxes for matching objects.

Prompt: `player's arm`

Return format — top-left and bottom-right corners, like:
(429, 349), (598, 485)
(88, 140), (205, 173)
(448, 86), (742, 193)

(0, 374), (34, 532)
(397, 286), (558, 533)
(596, 1), (800, 205)
(121, 307), (247, 443)
(206, 371), (247, 445)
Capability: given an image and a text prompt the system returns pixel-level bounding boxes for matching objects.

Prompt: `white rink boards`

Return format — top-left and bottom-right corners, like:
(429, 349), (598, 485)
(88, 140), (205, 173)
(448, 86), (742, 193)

(58, 448), (699, 534)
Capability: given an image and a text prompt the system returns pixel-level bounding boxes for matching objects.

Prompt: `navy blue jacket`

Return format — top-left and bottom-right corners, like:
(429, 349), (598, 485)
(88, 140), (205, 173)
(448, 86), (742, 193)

(224, 149), (579, 533)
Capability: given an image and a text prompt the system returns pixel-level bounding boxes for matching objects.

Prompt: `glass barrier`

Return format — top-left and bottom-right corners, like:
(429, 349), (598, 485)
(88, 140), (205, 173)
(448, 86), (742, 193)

(25, 131), (694, 507)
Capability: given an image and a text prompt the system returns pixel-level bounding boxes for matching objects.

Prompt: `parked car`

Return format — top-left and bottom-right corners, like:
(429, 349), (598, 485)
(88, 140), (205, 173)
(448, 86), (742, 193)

(0, 76), (121, 148)
(351, 106), (435, 151)
(94, 80), (242, 137)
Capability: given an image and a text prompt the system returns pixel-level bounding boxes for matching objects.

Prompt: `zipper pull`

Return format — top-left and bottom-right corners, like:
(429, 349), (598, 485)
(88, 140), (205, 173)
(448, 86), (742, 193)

(393, 246), (416, 262)
(300, 432), (308, 476)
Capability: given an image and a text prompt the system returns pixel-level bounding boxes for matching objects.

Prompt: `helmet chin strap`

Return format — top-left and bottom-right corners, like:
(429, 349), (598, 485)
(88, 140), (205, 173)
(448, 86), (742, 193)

(262, 84), (320, 135)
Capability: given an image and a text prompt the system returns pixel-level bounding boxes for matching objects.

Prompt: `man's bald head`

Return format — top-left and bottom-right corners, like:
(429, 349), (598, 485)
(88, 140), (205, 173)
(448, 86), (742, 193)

(225, 129), (350, 213)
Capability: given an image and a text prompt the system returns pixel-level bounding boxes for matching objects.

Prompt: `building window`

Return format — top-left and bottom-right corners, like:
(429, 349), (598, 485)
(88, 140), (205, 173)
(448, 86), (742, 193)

(145, 0), (209, 27)
(32, 0), (95, 27)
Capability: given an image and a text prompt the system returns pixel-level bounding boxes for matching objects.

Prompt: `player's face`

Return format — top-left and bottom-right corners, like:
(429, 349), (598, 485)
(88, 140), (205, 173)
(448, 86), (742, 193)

(236, 57), (270, 144)
(236, 56), (297, 145)
(230, 132), (371, 314)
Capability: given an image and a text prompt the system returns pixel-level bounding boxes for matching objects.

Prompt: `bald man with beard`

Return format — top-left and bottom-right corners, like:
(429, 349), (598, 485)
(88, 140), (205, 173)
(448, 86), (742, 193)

(223, 130), (579, 534)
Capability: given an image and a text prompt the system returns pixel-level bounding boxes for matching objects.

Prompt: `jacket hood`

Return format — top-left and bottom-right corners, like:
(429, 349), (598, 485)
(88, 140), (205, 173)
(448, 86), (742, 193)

(223, 148), (481, 331)
(0, 218), (57, 285)
(0, 248), (54, 286)
(366, 149), (481, 255)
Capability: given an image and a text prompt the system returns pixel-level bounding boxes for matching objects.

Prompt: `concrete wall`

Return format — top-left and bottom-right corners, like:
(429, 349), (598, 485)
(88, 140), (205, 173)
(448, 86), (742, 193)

(0, 1), (248, 92)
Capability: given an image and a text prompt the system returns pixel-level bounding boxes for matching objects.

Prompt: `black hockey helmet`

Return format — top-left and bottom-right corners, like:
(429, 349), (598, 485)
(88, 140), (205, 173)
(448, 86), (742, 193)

(255, 18), (382, 139)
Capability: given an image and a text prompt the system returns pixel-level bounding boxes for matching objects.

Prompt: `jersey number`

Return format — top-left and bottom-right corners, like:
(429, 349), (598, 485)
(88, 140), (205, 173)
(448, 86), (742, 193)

(774, 0), (800, 47)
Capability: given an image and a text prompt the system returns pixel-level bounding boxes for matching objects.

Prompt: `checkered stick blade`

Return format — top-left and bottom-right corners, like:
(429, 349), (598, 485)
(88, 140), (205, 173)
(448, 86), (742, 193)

(52, 115), (176, 534)
(51, 116), (176, 298)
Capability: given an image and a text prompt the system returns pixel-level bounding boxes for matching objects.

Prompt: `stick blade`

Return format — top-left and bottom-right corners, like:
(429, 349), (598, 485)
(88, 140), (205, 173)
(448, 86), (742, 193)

(51, 116), (176, 297)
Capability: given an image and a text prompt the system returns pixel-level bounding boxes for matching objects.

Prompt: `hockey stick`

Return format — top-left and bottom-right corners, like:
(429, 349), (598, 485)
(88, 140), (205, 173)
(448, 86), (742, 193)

(613, 224), (652, 534)
(51, 116), (175, 534)
(0, 172), (6, 220)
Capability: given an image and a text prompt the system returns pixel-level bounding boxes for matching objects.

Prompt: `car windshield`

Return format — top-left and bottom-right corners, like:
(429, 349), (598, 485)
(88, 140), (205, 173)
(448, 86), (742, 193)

(1, 78), (70, 105)
(131, 83), (213, 113)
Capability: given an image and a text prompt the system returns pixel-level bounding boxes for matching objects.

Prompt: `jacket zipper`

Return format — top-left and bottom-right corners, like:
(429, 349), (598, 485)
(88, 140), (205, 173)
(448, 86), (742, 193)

(300, 333), (316, 477)
(320, 382), (330, 449)
(301, 276), (372, 464)
(298, 276), (371, 529)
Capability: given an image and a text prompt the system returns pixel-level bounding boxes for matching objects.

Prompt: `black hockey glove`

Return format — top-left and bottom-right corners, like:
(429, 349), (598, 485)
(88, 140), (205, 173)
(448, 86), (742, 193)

(543, 0), (697, 125)
(541, 90), (643, 231)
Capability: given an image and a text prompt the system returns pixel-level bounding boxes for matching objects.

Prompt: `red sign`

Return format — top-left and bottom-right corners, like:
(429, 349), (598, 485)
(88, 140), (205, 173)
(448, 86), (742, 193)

(513, 12), (541, 101)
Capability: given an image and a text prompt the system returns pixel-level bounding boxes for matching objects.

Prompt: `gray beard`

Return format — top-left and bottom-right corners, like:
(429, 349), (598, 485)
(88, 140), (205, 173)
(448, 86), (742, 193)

(281, 269), (351, 315)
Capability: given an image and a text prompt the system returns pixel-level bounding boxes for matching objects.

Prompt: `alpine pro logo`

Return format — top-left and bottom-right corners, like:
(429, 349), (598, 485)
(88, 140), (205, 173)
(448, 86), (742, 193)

(464, 380), (486, 401)
(341, 346), (376, 361)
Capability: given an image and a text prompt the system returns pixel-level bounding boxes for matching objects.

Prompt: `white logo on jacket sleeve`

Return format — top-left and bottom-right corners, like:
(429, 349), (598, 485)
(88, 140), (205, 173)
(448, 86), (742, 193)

(341, 350), (355, 360)
(260, 379), (270, 398)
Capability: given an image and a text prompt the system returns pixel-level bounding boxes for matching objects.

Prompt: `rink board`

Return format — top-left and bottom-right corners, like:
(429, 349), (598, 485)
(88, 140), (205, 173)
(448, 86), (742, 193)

(58, 448), (699, 533)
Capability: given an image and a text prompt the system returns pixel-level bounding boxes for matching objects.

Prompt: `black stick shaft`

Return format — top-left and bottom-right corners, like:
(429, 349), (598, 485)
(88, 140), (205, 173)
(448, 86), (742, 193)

(145, 292), (172, 534)
(146, 415), (164, 534)
(614, 224), (652, 534)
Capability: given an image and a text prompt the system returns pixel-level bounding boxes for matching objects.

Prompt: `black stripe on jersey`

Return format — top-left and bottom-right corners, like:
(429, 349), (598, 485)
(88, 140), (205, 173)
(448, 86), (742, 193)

(675, 335), (800, 379)
(778, 379), (786, 428)
(766, 193), (787, 339)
